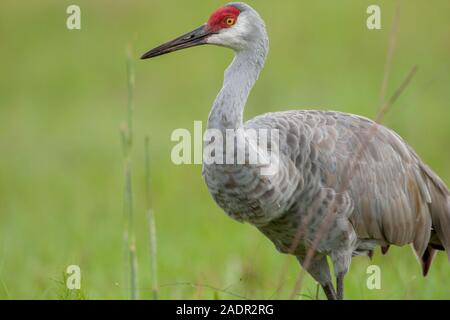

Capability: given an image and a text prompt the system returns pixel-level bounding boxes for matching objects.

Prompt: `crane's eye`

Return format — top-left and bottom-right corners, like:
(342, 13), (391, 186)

(225, 17), (236, 26)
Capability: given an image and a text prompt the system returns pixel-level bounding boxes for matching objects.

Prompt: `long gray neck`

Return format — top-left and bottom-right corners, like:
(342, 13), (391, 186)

(207, 43), (268, 131)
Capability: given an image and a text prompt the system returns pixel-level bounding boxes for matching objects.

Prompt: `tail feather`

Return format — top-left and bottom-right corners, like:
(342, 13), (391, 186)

(420, 246), (437, 277)
(412, 161), (450, 275)
(417, 161), (450, 260)
(398, 149), (450, 277)
(429, 232), (445, 251)
(429, 195), (450, 261)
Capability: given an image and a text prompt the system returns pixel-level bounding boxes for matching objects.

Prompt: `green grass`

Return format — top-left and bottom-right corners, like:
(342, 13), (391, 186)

(0, 0), (449, 299)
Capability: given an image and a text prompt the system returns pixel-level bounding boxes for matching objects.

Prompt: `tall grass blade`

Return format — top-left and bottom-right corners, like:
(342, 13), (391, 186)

(145, 136), (159, 300)
(121, 47), (139, 300)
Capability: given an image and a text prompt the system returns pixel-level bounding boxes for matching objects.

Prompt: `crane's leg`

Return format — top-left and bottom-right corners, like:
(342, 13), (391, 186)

(331, 251), (352, 300)
(297, 255), (337, 300)
(322, 282), (338, 301)
(336, 272), (345, 300)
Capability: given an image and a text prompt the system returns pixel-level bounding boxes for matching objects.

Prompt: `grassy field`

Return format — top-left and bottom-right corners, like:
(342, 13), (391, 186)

(0, 0), (449, 299)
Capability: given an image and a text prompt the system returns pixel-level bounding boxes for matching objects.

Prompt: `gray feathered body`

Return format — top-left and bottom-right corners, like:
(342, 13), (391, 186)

(202, 2), (450, 287)
(204, 110), (450, 273)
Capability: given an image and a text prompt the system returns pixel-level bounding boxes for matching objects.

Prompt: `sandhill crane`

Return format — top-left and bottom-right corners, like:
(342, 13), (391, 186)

(141, 2), (450, 300)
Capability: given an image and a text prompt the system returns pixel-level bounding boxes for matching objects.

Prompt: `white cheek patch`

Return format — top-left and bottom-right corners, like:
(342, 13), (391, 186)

(206, 13), (252, 50)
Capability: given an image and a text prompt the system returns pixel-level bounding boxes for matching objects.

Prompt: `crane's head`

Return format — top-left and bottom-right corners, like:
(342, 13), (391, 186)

(141, 2), (267, 59)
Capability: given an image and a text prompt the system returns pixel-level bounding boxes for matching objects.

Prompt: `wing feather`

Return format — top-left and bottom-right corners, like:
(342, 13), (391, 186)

(245, 109), (450, 268)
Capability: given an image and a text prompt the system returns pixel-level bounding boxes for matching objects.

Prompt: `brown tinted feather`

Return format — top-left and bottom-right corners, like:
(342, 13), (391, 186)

(311, 113), (449, 273)
(250, 110), (450, 275)
(420, 246), (437, 277)
(381, 245), (390, 255)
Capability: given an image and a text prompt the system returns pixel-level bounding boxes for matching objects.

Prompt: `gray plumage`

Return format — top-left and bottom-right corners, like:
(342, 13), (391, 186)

(202, 3), (450, 299)
(143, 2), (450, 300)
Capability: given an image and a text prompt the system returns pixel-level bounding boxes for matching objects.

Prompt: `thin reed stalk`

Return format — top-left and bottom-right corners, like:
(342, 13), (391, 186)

(145, 136), (159, 299)
(121, 47), (139, 300)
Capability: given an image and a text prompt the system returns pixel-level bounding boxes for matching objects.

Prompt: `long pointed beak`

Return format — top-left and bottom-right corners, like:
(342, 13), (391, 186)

(141, 24), (213, 59)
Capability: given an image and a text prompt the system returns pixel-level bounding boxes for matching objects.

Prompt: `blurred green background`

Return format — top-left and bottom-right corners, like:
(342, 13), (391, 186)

(0, 0), (449, 299)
